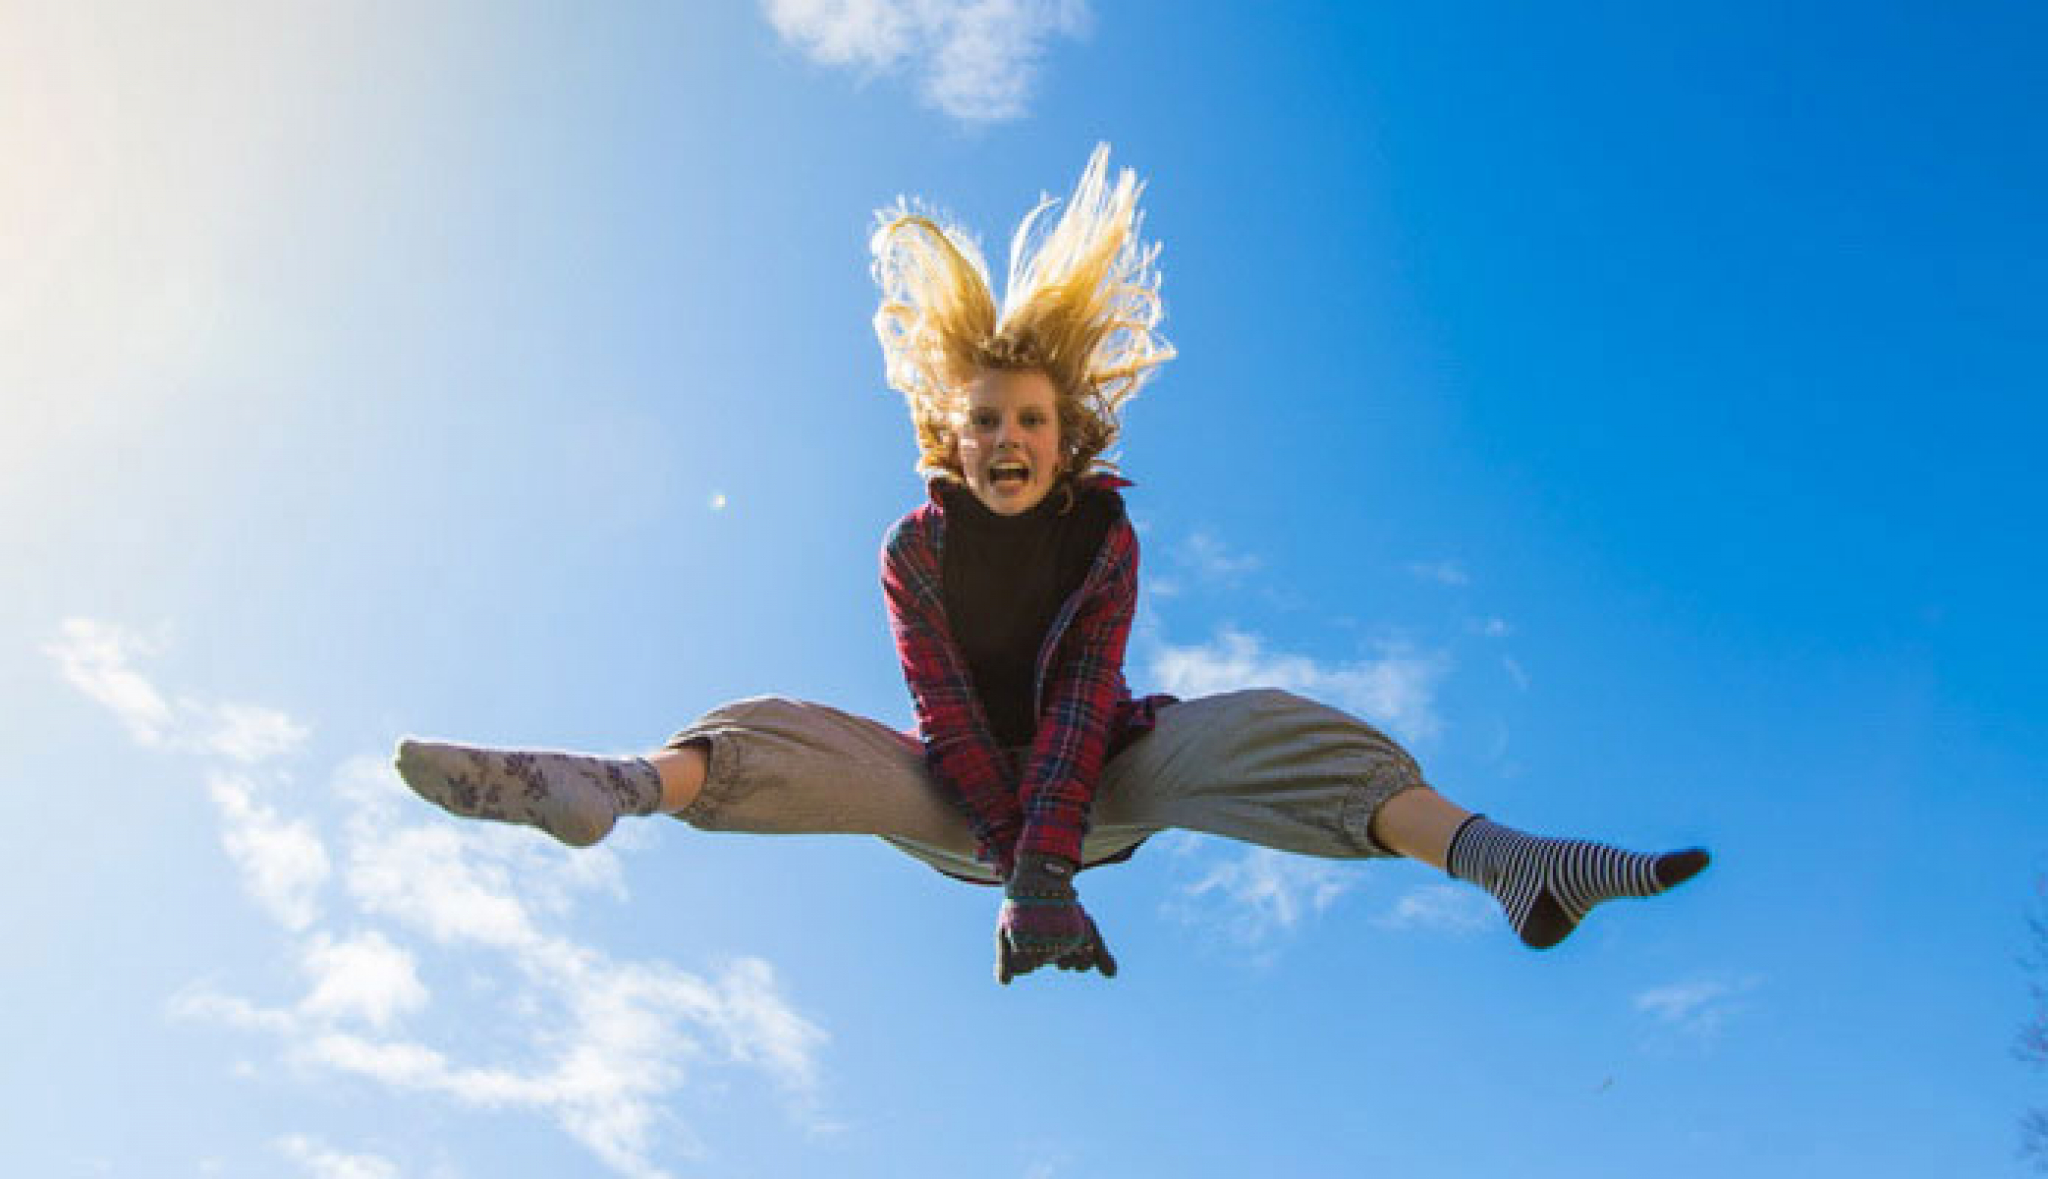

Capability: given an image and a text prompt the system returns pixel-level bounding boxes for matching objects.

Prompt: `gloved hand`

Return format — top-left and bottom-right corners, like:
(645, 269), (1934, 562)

(994, 852), (1118, 984)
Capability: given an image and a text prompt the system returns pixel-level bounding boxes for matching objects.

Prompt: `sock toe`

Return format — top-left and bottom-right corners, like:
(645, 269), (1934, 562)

(393, 739), (433, 789)
(1654, 847), (1710, 890)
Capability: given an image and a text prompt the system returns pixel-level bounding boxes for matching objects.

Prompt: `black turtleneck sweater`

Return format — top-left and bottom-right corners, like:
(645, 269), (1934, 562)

(939, 481), (1119, 748)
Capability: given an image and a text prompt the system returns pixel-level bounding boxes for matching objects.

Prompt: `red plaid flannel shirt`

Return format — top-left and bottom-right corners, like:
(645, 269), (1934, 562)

(881, 475), (1173, 870)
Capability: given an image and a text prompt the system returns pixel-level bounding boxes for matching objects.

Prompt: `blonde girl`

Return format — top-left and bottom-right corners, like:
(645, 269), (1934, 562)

(396, 146), (1708, 982)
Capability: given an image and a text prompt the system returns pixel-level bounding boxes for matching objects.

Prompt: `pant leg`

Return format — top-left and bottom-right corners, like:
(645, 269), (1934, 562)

(662, 695), (998, 881)
(1087, 688), (1428, 860)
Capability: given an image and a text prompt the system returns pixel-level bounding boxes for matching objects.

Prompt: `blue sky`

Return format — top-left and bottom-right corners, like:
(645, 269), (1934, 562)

(6, 2), (2046, 1175)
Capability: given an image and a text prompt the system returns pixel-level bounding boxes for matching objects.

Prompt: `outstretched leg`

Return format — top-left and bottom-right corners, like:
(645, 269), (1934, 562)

(394, 698), (988, 874)
(1370, 787), (1710, 949)
(1090, 689), (1708, 950)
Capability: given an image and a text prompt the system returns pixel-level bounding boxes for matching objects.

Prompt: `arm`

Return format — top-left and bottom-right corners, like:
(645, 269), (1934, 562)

(1012, 513), (1142, 865)
(880, 517), (1026, 868)
(995, 518), (1137, 980)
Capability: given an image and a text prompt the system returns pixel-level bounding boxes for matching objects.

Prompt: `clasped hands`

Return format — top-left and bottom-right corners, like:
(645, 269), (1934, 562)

(993, 850), (1118, 985)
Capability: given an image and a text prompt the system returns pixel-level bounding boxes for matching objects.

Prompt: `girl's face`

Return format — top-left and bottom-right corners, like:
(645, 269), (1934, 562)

(953, 368), (1064, 516)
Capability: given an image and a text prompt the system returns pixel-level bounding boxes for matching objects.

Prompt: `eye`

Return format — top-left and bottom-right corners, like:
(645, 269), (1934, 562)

(1021, 410), (1048, 427)
(970, 410), (998, 429)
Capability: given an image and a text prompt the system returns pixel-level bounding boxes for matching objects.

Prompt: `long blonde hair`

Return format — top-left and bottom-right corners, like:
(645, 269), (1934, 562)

(870, 144), (1175, 480)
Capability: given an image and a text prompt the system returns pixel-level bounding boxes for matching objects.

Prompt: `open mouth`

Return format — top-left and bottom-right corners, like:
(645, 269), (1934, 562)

(988, 460), (1031, 491)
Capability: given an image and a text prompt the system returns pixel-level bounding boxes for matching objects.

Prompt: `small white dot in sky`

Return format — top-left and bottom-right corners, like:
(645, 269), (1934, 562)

(708, 492), (728, 511)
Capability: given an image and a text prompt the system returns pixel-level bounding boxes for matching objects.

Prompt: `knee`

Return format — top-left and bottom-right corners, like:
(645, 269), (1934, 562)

(1192, 687), (1308, 722)
(665, 696), (801, 755)
(1214, 688), (1425, 779)
(691, 694), (807, 729)
(1224, 686), (1340, 730)
(1242, 687), (1308, 711)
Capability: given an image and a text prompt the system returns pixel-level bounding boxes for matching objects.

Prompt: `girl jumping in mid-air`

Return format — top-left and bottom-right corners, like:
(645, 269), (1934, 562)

(396, 145), (1708, 983)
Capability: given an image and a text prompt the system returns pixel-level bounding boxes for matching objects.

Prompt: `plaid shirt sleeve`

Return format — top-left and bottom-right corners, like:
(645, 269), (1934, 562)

(880, 508), (1026, 861)
(1014, 511), (1142, 865)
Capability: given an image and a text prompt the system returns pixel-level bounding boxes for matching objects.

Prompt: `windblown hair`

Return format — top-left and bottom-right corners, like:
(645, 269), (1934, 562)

(870, 144), (1175, 481)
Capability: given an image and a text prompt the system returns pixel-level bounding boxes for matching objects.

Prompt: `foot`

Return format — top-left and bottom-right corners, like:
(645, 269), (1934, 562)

(1447, 816), (1710, 949)
(393, 738), (662, 847)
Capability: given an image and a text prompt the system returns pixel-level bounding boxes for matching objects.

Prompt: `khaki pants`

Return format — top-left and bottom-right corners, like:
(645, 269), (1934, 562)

(665, 688), (1427, 884)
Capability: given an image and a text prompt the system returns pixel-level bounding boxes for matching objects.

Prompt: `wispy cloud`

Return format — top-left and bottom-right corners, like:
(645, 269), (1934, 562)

(45, 618), (175, 744)
(54, 618), (828, 1179)
(209, 771), (332, 932)
(276, 1136), (399, 1179)
(46, 617), (308, 762)
(1373, 884), (1493, 935)
(1146, 628), (1448, 746)
(1632, 975), (1761, 1044)
(1406, 560), (1470, 587)
(205, 702), (311, 762)
(1169, 846), (1356, 945)
(1181, 531), (1261, 581)
(761, 0), (1092, 123)
(296, 931), (429, 1032)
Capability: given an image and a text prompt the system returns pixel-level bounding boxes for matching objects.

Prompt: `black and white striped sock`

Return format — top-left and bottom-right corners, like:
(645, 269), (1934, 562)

(1446, 815), (1709, 949)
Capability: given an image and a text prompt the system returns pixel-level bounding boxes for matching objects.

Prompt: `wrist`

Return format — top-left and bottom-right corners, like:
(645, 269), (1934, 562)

(1006, 852), (1079, 900)
(1014, 819), (1087, 869)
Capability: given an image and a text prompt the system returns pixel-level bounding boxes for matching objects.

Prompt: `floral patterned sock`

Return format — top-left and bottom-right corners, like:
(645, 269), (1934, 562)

(393, 738), (663, 848)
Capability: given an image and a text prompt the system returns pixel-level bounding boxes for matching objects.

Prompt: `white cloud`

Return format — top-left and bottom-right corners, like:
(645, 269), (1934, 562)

(1146, 628), (1447, 746)
(270, 951), (823, 1177)
(1633, 975), (1761, 1043)
(1502, 655), (1529, 690)
(1373, 884), (1493, 935)
(45, 617), (174, 745)
(298, 931), (429, 1031)
(764, 0), (916, 68)
(707, 956), (830, 1094)
(346, 822), (548, 953)
(761, 0), (1091, 123)
(168, 985), (300, 1035)
(209, 771), (331, 932)
(1406, 560), (1470, 587)
(326, 782), (827, 1174)
(276, 1136), (399, 1179)
(1174, 847), (1355, 943)
(205, 702), (311, 763)
(44, 617), (309, 761)
(188, 800), (829, 1179)
(1181, 531), (1261, 581)
(56, 618), (831, 1179)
